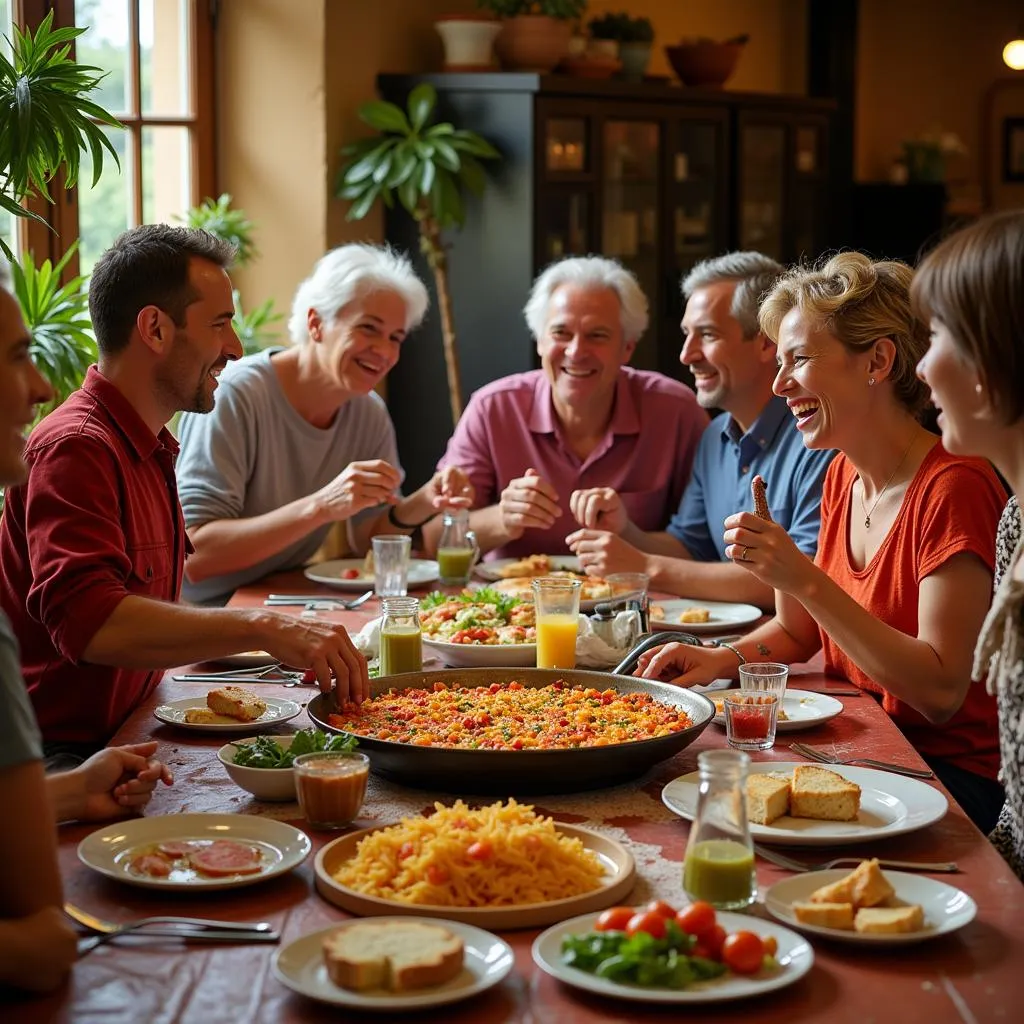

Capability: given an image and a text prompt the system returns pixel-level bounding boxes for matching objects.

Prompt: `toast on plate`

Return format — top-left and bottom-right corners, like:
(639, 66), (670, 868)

(747, 774), (791, 825)
(792, 901), (855, 930)
(854, 905), (925, 935)
(207, 686), (267, 722)
(789, 764), (860, 821)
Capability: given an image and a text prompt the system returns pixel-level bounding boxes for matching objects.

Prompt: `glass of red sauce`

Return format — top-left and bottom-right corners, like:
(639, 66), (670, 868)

(723, 690), (780, 751)
(292, 751), (370, 829)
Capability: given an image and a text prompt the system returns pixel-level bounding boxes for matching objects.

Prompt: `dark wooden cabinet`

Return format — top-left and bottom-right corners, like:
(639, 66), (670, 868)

(376, 74), (834, 488)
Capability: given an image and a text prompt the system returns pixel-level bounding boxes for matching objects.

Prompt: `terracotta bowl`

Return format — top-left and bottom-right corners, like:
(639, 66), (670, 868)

(665, 40), (744, 88)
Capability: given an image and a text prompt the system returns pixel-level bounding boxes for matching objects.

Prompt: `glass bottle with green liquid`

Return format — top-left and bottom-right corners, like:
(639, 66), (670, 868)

(436, 509), (478, 586)
(682, 749), (757, 910)
(378, 596), (422, 676)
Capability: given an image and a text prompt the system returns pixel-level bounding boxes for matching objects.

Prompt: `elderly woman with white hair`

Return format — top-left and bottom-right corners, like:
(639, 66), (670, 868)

(429, 255), (707, 560)
(177, 243), (472, 604)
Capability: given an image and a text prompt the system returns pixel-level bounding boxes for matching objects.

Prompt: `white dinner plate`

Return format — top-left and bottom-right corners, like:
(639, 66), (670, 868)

(272, 917), (514, 1011)
(649, 598), (763, 634)
(532, 910), (813, 1004)
(662, 762), (947, 847)
(764, 870), (976, 945)
(78, 813), (311, 891)
(474, 555), (582, 582)
(304, 559), (439, 590)
(709, 691), (844, 733)
(209, 650), (276, 668)
(421, 636), (538, 668)
(154, 696), (302, 733)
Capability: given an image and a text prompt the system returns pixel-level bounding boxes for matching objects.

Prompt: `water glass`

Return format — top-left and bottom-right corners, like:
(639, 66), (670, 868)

(738, 662), (790, 702)
(605, 572), (650, 628)
(532, 576), (582, 670)
(372, 535), (411, 597)
(723, 690), (780, 752)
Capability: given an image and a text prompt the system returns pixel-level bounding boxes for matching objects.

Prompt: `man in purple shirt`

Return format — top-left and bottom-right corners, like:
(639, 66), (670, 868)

(430, 256), (708, 560)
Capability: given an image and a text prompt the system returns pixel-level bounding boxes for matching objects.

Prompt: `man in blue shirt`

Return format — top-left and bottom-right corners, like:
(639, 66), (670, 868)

(567, 252), (835, 609)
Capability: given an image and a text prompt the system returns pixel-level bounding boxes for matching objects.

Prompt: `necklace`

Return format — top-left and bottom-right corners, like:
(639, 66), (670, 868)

(860, 434), (916, 529)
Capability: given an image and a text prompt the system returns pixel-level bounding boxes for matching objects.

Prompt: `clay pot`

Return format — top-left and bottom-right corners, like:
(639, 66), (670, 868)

(665, 39), (745, 88)
(435, 16), (502, 72)
(495, 15), (572, 73)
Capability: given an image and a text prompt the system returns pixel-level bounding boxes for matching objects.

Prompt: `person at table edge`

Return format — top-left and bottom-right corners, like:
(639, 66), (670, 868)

(426, 255), (709, 561)
(568, 252), (835, 609)
(0, 226), (369, 759)
(175, 243), (472, 606)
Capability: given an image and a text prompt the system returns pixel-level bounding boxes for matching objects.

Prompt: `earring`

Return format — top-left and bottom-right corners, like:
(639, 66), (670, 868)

(868, 377), (875, 386)
(975, 383), (983, 395)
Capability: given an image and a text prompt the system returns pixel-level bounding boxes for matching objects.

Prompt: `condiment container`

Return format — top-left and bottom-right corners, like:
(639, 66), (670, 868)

(379, 596), (422, 675)
(436, 508), (478, 585)
(682, 749), (756, 910)
(293, 751), (369, 829)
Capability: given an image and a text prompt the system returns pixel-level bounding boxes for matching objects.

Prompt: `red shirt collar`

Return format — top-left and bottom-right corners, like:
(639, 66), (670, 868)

(527, 369), (642, 437)
(82, 365), (180, 459)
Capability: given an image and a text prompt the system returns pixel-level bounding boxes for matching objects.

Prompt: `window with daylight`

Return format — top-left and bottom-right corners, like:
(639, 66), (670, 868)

(10, 0), (215, 275)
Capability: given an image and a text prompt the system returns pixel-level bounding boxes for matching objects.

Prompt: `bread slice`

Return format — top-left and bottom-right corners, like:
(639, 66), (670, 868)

(848, 858), (895, 908)
(323, 921), (464, 992)
(792, 901), (855, 930)
(207, 686), (267, 723)
(747, 774), (791, 825)
(854, 905), (924, 934)
(789, 765), (860, 821)
(810, 873), (856, 905)
(183, 707), (223, 724)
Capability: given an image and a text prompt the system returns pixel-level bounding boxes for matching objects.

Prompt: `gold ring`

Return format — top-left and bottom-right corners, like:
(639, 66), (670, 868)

(741, 545), (750, 561)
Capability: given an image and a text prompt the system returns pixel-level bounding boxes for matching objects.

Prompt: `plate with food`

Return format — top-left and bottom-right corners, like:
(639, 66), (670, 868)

(419, 589), (537, 668)
(532, 904), (812, 1004)
(208, 650), (277, 668)
(764, 860), (976, 945)
(474, 553), (583, 582)
(273, 917), (514, 1011)
(155, 687), (302, 732)
(649, 599), (763, 634)
(77, 812), (311, 891)
(314, 798), (636, 929)
(708, 691), (844, 733)
(483, 573), (613, 612)
(308, 669), (715, 793)
(663, 763), (947, 847)
(304, 558), (439, 590)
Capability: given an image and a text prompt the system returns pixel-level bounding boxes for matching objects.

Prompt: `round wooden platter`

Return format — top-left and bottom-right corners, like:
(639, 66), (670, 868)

(314, 822), (636, 930)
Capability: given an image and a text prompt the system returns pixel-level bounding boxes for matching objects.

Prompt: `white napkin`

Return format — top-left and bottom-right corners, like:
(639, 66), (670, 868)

(353, 616), (382, 659)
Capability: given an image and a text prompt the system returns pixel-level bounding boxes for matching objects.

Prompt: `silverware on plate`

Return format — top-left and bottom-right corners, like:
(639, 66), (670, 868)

(753, 844), (958, 873)
(789, 741), (935, 779)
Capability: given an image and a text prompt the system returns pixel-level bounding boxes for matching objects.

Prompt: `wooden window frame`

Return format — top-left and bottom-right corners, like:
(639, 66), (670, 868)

(14, 0), (216, 275)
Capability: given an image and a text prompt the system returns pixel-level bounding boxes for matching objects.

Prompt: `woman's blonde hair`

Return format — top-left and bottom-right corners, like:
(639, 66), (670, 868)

(911, 210), (1024, 426)
(759, 252), (931, 416)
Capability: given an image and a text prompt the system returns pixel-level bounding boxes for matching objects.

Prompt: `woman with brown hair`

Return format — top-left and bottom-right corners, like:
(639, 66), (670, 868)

(914, 209), (1024, 877)
(638, 251), (1006, 832)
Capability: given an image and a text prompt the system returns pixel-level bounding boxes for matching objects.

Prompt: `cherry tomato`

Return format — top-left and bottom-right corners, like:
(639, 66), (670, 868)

(675, 901), (717, 939)
(426, 864), (449, 885)
(594, 906), (635, 932)
(721, 931), (766, 974)
(645, 900), (678, 920)
(341, 568), (360, 579)
(466, 840), (493, 861)
(692, 923), (727, 960)
(625, 910), (668, 940)
(397, 842), (416, 860)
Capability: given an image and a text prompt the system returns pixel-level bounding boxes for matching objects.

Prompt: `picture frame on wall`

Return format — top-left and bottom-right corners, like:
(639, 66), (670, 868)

(1003, 116), (1024, 182)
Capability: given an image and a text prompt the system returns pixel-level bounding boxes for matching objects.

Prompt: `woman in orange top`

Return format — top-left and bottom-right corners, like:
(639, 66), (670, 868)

(638, 252), (1005, 832)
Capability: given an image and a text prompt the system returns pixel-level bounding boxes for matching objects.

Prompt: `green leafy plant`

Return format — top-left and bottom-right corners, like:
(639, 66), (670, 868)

(478, 0), (588, 18)
(336, 83), (500, 425)
(232, 291), (284, 355)
(588, 13), (654, 43)
(10, 242), (96, 421)
(0, 11), (123, 260)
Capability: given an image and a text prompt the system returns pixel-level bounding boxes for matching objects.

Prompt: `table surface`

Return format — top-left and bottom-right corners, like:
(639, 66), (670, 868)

(9, 572), (1023, 1024)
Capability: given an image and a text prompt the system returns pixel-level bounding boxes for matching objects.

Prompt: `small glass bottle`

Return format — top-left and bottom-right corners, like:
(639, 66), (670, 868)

(682, 749), (756, 910)
(436, 508), (478, 586)
(378, 596), (422, 676)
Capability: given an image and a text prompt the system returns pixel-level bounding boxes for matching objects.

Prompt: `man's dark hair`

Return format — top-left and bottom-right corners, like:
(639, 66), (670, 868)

(88, 224), (236, 356)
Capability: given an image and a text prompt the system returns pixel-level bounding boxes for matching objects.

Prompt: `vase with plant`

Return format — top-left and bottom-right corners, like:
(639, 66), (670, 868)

(588, 12), (654, 80)
(478, 0), (588, 72)
(335, 83), (500, 425)
(178, 193), (283, 354)
(435, 13), (502, 71)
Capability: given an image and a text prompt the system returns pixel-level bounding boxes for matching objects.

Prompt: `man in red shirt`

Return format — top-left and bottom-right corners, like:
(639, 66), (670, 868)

(0, 226), (369, 757)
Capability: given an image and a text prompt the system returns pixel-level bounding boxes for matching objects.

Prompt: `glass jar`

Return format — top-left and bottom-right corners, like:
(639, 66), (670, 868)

(436, 509), (478, 586)
(378, 596), (422, 676)
(682, 749), (756, 910)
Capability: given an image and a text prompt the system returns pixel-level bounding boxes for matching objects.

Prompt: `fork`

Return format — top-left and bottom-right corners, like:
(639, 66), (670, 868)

(77, 928), (280, 956)
(65, 903), (274, 935)
(789, 741), (935, 779)
(753, 843), (958, 873)
(264, 590), (373, 610)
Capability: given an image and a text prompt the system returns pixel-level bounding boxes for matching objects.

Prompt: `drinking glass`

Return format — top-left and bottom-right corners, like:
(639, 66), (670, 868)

(723, 690), (780, 752)
(436, 509), (478, 586)
(738, 662), (790, 702)
(605, 572), (650, 632)
(372, 535), (411, 597)
(532, 576), (582, 669)
(293, 751), (370, 829)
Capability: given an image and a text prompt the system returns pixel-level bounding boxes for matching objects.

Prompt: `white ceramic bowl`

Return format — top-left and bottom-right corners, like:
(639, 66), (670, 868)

(217, 735), (298, 801)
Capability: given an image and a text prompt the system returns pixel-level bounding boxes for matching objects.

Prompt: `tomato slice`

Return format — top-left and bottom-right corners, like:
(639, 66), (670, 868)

(594, 906), (635, 932)
(721, 930), (765, 974)
(625, 910), (668, 940)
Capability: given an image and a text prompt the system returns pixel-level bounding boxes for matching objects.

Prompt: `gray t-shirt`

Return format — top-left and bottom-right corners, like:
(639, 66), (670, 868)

(0, 609), (43, 769)
(176, 349), (403, 603)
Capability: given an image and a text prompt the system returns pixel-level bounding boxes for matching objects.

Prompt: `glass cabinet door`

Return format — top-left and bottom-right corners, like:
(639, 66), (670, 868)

(540, 190), (591, 262)
(671, 120), (724, 274)
(739, 123), (785, 259)
(602, 120), (660, 369)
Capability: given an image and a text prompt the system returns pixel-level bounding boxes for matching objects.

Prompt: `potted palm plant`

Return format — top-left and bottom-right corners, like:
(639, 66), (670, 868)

(478, 0), (588, 72)
(335, 83), (500, 424)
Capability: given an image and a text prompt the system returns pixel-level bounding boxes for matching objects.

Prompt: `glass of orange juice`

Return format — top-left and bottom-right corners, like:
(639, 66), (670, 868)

(532, 576), (582, 669)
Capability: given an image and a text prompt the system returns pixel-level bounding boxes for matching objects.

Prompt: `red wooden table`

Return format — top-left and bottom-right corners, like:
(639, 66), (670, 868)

(7, 572), (1022, 1023)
